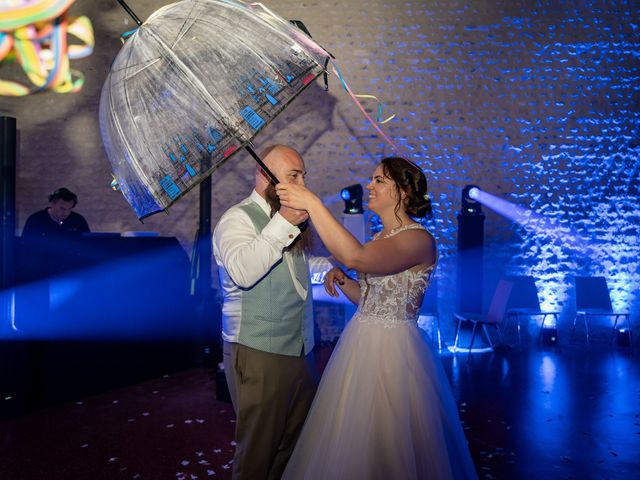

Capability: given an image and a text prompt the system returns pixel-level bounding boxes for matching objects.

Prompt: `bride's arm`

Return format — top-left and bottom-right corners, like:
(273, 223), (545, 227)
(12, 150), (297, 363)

(337, 277), (361, 304)
(277, 184), (435, 275)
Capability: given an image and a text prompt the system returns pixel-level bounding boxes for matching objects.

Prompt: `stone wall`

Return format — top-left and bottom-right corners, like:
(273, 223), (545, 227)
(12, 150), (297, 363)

(2, 0), (638, 341)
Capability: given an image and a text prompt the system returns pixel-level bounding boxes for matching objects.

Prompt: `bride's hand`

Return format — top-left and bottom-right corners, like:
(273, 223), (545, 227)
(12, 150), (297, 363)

(324, 266), (347, 297)
(276, 183), (318, 211)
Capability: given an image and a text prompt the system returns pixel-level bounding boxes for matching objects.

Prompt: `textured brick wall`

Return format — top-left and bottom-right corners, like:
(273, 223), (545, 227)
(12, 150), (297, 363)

(2, 0), (638, 341)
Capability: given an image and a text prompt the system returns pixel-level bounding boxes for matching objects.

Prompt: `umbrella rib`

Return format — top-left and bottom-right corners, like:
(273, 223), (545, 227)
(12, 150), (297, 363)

(169, 0), (200, 49)
(125, 58), (162, 79)
(108, 57), (161, 76)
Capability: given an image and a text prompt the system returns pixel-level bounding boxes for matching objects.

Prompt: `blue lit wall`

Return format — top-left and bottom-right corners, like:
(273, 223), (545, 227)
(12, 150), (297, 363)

(462, 5), (639, 333)
(347, 1), (640, 337)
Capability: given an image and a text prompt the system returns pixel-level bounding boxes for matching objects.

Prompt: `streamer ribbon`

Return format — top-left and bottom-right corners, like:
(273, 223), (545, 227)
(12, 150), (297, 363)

(0, 0), (94, 96)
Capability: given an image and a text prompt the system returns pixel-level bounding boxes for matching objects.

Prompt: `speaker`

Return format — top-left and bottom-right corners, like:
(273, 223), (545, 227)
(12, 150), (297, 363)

(1, 116), (17, 292)
(456, 212), (485, 313)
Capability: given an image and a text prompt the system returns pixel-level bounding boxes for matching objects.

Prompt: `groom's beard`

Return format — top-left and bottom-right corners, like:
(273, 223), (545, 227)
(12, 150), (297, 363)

(265, 183), (313, 256)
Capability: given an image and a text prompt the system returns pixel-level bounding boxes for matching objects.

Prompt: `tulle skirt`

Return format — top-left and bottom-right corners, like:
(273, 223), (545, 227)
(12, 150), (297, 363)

(282, 316), (478, 480)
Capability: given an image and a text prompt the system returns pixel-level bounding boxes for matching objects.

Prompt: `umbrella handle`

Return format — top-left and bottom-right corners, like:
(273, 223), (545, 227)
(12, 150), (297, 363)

(245, 146), (279, 184)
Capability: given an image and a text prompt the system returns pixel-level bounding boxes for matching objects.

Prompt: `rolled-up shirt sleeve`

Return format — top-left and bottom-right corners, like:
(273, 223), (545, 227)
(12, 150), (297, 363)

(213, 207), (300, 289)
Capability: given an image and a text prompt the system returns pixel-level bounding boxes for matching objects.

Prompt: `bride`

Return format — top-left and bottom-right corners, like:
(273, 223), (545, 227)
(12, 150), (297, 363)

(276, 157), (477, 479)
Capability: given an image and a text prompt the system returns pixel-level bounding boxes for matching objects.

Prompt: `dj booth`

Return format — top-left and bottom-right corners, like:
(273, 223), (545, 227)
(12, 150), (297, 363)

(1, 234), (213, 418)
(13, 233), (199, 339)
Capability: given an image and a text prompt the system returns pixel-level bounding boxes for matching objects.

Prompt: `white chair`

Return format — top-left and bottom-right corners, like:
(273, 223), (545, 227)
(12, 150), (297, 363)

(453, 279), (514, 360)
(572, 276), (631, 348)
(504, 276), (560, 347)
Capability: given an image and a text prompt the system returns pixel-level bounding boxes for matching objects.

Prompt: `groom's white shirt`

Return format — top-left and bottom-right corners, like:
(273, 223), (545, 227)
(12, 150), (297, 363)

(213, 190), (331, 344)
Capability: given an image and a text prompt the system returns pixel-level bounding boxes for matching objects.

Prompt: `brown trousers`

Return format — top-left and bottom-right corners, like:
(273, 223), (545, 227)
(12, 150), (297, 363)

(223, 341), (318, 480)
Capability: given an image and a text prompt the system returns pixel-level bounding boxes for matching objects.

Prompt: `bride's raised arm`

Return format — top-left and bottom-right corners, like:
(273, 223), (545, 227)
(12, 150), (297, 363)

(276, 183), (434, 275)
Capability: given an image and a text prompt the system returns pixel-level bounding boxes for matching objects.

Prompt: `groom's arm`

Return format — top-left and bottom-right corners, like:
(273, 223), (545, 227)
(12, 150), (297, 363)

(213, 207), (300, 289)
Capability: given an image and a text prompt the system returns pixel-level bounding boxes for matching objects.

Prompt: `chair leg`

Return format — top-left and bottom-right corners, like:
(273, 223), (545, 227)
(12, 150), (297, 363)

(584, 314), (590, 347)
(453, 317), (463, 352)
(610, 315), (620, 344)
(494, 324), (505, 348)
(482, 324), (493, 347)
(436, 314), (443, 353)
(621, 315), (633, 352)
(538, 314), (548, 343)
(493, 322), (505, 345)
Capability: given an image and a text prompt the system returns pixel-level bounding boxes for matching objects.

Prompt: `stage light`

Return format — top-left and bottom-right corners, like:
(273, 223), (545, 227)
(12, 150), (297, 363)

(461, 184), (483, 216)
(341, 184), (363, 214)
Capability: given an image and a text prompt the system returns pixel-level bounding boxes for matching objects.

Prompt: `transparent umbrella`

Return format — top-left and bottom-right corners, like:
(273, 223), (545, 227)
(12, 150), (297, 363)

(99, 0), (331, 219)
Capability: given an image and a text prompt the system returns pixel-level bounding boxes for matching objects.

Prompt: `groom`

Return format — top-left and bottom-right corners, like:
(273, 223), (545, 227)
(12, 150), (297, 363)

(213, 144), (318, 480)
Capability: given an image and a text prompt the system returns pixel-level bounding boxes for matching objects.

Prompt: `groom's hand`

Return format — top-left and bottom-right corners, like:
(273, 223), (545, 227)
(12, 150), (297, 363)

(279, 205), (309, 226)
(324, 266), (346, 297)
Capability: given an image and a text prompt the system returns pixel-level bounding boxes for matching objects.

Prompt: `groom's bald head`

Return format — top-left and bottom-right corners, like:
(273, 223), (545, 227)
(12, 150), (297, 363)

(255, 145), (306, 195)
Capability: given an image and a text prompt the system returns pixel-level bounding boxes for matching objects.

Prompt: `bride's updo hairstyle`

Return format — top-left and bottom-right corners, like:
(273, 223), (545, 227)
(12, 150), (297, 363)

(380, 157), (433, 219)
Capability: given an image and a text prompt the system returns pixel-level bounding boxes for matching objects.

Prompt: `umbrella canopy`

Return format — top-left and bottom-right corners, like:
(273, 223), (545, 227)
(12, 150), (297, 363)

(99, 0), (331, 219)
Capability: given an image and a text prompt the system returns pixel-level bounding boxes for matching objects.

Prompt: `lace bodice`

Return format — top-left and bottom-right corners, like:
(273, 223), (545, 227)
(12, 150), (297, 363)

(352, 224), (436, 328)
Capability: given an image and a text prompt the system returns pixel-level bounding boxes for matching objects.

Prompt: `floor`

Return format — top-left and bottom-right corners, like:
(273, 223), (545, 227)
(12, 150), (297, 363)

(448, 343), (640, 480)
(1, 339), (639, 480)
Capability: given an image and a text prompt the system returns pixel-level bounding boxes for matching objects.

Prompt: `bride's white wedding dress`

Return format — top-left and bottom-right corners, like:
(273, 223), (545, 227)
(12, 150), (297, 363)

(283, 224), (477, 479)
